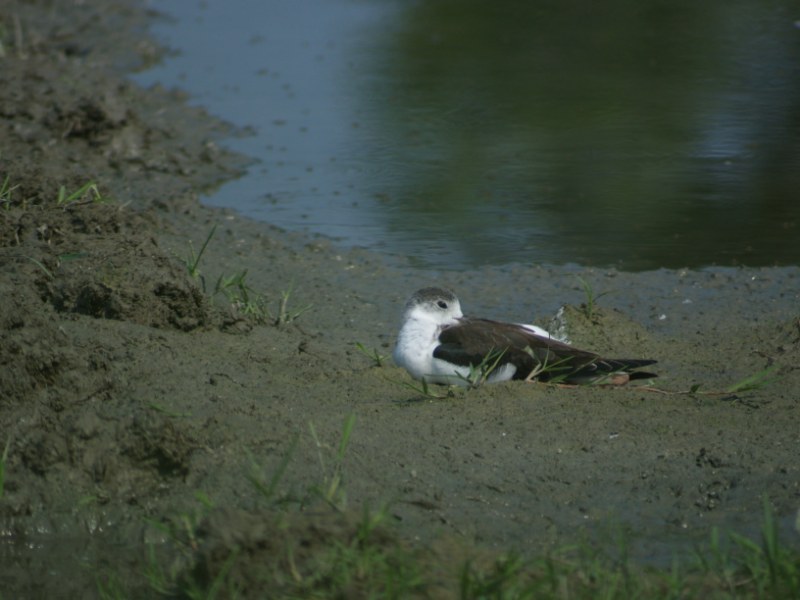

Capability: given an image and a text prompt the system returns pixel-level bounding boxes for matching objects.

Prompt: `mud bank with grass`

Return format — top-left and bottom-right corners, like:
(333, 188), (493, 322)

(1, 1), (799, 597)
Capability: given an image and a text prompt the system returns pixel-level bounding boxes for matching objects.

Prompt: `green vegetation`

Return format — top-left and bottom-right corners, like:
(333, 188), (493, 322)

(245, 436), (299, 505)
(1, 175), (108, 209)
(0, 174), (19, 208)
(389, 348), (613, 401)
(90, 416), (800, 599)
(455, 348), (507, 388)
(522, 350), (573, 384)
(0, 437), (10, 499)
(647, 364), (783, 402)
(184, 224), (218, 284)
(136, 490), (217, 598)
(271, 282), (313, 326)
(725, 365), (780, 394)
(56, 180), (106, 206)
(23, 255), (54, 279)
(183, 225), (312, 325)
(147, 401), (192, 419)
(393, 374), (453, 400)
(576, 275), (612, 320)
(690, 499), (800, 599)
(212, 268), (272, 323)
(309, 413), (356, 510)
(354, 342), (389, 367)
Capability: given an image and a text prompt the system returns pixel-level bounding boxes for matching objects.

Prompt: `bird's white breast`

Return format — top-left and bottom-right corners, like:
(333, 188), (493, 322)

(392, 315), (440, 381)
(393, 315), (520, 385)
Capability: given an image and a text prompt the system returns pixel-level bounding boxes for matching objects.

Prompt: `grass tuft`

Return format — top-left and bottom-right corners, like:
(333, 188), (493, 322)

(0, 174), (20, 208)
(181, 226), (312, 325)
(213, 268), (272, 323)
(24, 255), (54, 279)
(522, 350), (573, 384)
(56, 181), (106, 206)
(84, 420), (800, 599)
(644, 364), (783, 402)
(355, 342), (388, 368)
(389, 374), (453, 400)
(725, 365), (780, 394)
(455, 348), (508, 388)
(693, 498), (800, 597)
(309, 413), (356, 510)
(184, 224), (218, 288)
(576, 275), (612, 320)
(0, 437), (10, 500)
(246, 435), (299, 505)
(272, 282), (313, 326)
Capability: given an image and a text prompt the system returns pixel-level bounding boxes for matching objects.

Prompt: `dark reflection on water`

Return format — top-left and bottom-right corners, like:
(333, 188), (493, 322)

(374, 0), (800, 269)
(138, 0), (800, 270)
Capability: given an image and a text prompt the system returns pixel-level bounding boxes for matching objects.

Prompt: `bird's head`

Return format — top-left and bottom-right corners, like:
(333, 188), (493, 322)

(402, 287), (463, 327)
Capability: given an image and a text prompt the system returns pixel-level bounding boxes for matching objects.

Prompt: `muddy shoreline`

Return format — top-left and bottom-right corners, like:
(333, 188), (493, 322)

(1, 1), (799, 596)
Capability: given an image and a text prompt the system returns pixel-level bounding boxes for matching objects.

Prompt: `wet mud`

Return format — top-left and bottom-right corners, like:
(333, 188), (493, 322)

(1, 1), (799, 597)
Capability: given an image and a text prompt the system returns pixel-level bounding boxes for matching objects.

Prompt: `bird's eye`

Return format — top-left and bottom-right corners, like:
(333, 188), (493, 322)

(437, 300), (448, 309)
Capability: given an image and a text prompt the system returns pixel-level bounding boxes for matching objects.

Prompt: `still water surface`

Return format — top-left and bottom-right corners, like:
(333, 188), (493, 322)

(136, 0), (800, 271)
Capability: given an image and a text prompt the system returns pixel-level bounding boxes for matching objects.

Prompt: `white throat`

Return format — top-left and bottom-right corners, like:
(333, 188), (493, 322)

(393, 302), (462, 383)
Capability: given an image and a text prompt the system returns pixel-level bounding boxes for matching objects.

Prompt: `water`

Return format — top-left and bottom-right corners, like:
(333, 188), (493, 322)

(135, 0), (800, 271)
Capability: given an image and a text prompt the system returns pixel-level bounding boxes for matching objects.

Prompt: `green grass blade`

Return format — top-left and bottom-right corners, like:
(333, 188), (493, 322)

(0, 437), (10, 499)
(725, 365), (779, 393)
(245, 434), (298, 503)
(336, 414), (356, 463)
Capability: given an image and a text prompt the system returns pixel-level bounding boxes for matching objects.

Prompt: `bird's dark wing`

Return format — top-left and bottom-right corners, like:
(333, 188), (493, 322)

(435, 317), (656, 383)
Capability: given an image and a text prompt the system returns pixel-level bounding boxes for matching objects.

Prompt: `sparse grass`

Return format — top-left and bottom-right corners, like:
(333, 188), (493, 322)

(355, 342), (389, 367)
(0, 174), (20, 208)
(272, 281), (313, 326)
(576, 275), (612, 320)
(3, 13), (26, 59)
(246, 435), (299, 505)
(455, 348), (508, 388)
(3, 176), (111, 210)
(392, 351), (651, 403)
(184, 224), (218, 286)
(218, 275), (312, 326)
(56, 181), (106, 206)
(692, 498), (800, 598)
(391, 348), (576, 399)
(184, 548), (240, 600)
(147, 401), (191, 418)
(725, 365), (780, 394)
(309, 413), (356, 510)
(460, 552), (533, 598)
(213, 268), (272, 323)
(0, 437), (10, 500)
(392, 374), (454, 400)
(145, 490), (214, 555)
(456, 502), (800, 599)
(85, 419), (800, 599)
(295, 503), (425, 599)
(139, 490), (217, 596)
(142, 542), (177, 596)
(182, 226), (312, 325)
(24, 255), (54, 279)
(522, 350), (573, 384)
(645, 364), (783, 403)
(95, 570), (126, 600)
(389, 348), (570, 399)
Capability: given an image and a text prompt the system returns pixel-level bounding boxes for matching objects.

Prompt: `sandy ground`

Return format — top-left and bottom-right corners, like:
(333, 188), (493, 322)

(1, 1), (799, 596)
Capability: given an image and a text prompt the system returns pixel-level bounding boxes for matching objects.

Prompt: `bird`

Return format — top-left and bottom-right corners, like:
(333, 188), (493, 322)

(393, 287), (657, 386)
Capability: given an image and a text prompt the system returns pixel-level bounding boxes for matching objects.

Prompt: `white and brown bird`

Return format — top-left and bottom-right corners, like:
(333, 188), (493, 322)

(393, 287), (656, 386)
